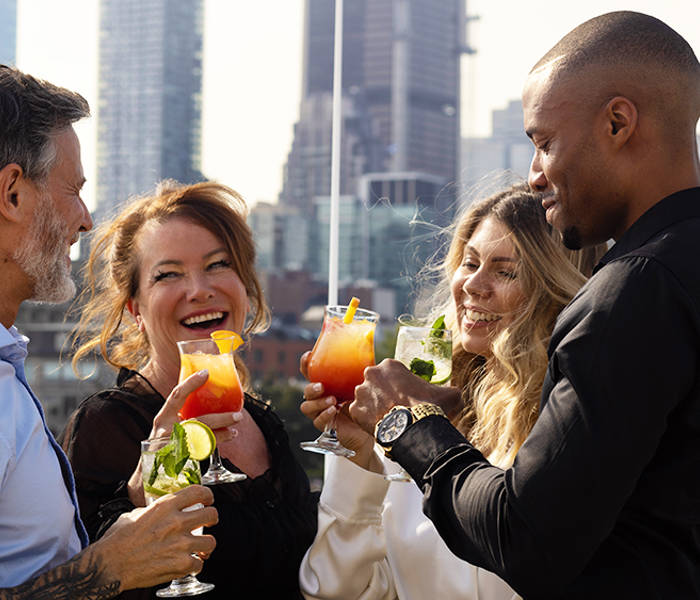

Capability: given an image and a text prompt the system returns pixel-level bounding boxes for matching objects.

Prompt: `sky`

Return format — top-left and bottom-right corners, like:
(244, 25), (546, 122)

(15, 0), (700, 212)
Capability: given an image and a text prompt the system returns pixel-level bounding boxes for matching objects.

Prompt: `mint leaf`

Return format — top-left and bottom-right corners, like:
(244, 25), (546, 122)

(149, 423), (192, 480)
(183, 467), (201, 485)
(430, 315), (446, 332)
(410, 358), (436, 381)
(171, 422), (190, 475)
(148, 454), (161, 486)
(426, 315), (451, 359)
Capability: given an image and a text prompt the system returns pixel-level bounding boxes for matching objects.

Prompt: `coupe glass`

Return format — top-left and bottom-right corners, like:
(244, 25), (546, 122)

(300, 304), (379, 457)
(386, 323), (452, 482)
(141, 436), (214, 597)
(177, 337), (247, 484)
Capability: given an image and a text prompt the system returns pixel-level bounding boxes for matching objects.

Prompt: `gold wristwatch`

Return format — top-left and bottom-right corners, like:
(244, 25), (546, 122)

(375, 403), (446, 458)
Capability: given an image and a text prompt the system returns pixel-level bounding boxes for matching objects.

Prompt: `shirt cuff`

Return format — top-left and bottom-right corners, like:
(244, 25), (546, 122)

(320, 454), (391, 523)
(392, 415), (469, 482)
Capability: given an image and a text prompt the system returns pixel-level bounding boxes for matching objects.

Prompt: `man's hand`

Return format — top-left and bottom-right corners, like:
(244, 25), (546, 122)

(350, 359), (461, 435)
(0, 485), (217, 599)
(97, 485), (218, 591)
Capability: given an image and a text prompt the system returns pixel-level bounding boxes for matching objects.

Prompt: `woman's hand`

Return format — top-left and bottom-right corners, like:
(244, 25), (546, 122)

(300, 352), (379, 472)
(127, 370), (243, 506)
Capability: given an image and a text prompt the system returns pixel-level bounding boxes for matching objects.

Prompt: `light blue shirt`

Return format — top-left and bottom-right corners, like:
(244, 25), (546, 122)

(0, 324), (88, 587)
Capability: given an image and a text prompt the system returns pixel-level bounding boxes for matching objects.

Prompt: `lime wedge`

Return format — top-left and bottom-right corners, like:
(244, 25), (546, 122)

(430, 362), (452, 385)
(181, 419), (216, 461)
(210, 330), (244, 353)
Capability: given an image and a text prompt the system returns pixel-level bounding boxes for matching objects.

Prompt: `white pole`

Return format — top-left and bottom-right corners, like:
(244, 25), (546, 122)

(327, 0), (343, 306)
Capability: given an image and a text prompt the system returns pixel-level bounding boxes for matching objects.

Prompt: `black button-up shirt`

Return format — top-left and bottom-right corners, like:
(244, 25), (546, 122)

(395, 188), (700, 599)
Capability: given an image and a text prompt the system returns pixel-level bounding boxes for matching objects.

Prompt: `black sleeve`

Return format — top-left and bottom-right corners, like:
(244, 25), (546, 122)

(393, 257), (698, 597)
(59, 392), (148, 541)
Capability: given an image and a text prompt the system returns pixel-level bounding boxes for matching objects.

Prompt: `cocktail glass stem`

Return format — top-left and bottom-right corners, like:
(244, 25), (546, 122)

(201, 448), (246, 485)
(300, 408), (356, 458)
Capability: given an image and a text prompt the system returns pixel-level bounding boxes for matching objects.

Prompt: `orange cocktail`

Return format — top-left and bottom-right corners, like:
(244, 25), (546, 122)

(307, 307), (378, 405)
(177, 346), (244, 420)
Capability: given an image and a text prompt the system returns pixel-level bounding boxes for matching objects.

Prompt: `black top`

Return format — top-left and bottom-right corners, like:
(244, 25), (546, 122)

(60, 368), (318, 600)
(394, 188), (700, 599)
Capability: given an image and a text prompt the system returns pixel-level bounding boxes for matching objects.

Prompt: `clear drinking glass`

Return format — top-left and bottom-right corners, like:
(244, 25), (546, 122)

(177, 337), (247, 484)
(140, 436), (215, 597)
(300, 304), (379, 457)
(386, 323), (452, 482)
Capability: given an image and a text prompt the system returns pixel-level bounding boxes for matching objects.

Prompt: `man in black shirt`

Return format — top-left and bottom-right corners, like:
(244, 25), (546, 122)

(350, 12), (700, 599)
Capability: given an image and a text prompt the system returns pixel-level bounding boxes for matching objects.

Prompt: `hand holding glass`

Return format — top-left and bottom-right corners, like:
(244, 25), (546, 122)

(300, 304), (379, 457)
(177, 337), (247, 484)
(141, 435), (214, 597)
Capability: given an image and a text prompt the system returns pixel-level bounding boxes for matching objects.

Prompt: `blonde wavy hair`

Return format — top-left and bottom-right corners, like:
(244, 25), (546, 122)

(430, 183), (593, 468)
(70, 180), (271, 390)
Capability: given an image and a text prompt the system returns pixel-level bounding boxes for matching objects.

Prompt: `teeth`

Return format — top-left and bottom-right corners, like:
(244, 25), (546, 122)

(182, 312), (224, 326)
(466, 309), (501, 322)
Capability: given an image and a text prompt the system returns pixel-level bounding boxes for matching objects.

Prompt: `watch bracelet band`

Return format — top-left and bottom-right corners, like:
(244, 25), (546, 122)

(410, 402), (446, 420)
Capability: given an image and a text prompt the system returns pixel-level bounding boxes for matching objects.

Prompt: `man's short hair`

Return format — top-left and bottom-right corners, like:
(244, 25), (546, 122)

(533, 11), (700, 79)
(0, 65), (90, 183)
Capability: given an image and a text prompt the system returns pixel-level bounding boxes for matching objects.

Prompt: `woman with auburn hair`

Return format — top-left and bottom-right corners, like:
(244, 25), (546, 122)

(299, 183), (598, 600)
(61, 180), (318, 600)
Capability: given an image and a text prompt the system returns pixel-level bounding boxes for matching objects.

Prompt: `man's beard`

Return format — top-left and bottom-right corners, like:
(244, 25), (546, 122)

(13, 196), (76, 304)
(561, 225), (582, 250)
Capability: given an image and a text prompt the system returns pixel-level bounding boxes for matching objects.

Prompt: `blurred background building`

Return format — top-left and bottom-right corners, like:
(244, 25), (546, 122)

(254, 0), (473, 322)
(461, 99), (531, 187)
(0, 0), (17, 65)
(94, 0), (205, 224)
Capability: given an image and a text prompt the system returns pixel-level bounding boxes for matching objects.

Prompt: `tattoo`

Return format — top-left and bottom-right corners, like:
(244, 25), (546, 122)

(0, 549), (121, 600)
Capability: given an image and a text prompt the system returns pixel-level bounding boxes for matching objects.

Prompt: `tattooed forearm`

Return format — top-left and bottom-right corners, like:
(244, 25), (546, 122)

(0, 548), (121, 600)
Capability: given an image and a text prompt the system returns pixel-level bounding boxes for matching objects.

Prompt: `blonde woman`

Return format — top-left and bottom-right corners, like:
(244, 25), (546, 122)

(299, 183), (598, 599)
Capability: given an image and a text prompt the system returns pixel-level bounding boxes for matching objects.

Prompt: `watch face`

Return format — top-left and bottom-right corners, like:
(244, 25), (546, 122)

(377, 408), (412, 445)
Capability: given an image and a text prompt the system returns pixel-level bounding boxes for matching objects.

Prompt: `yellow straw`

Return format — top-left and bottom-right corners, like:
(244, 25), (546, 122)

(210, 330), (244, 353)
(343, 297), (360, 324)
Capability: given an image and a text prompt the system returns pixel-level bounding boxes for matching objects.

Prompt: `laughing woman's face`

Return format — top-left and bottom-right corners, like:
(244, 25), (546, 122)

(127, 216), (248, 373)
(450, 216), (526, 358)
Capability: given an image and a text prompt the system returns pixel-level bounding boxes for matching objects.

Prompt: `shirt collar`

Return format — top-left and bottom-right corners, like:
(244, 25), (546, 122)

(0, 323), (29, 362)
(595, 187), (700, 273)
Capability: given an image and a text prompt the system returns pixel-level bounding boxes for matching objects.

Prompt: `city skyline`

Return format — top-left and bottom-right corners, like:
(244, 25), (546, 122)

(15, 1), (700, 213)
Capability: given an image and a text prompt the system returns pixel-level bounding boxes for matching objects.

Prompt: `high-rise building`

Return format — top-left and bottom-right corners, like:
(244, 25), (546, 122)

(254, 1), (470, 322)
(279, 0), (465, 213)
(95, 0), (204, 222)
(0, 0), (17, 65)
(461, 100), (532, 190)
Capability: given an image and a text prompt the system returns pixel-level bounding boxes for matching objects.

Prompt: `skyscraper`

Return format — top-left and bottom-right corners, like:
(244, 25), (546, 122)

(279, 0), (465, 212)
(95, 0), (204, 221)
(0, 0), (17, 66)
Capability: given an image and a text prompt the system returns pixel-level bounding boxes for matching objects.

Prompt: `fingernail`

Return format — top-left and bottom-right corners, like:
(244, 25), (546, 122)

(325, 397), (334, 406)
(228, 427), (239, 438)
(197, 369), (208, 377)
(231, 412), (243, 422)
(326, 406), (336, 415)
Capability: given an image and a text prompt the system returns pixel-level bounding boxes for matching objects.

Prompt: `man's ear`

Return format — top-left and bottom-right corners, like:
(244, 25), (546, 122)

(603, 96), (638, 148)
(0, 163), (26, 222)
